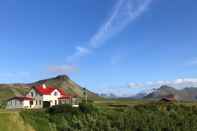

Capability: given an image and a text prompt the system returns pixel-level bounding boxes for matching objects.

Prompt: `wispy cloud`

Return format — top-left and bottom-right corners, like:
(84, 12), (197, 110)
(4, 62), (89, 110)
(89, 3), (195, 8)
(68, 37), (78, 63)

(48, 0), (153, 74)
(128, 78), (197, 89)
(66, 46), (90, 63)
(48, 64), (78, 74)
(185, 58), (197, 66)
(0, 72), (31, 83)
(96, 78), (197, 97)
(128, 82), (144, 88)
(89, 0), (152, 48)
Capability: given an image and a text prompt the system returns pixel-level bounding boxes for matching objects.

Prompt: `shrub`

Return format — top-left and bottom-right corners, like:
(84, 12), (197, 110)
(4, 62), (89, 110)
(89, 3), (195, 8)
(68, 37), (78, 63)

(19, 102), (197, 131)
(47, 104), (73, 114)
(20, 110), (55, 131)
(0, 101), (6, 109)
(79, 102), (98, 113)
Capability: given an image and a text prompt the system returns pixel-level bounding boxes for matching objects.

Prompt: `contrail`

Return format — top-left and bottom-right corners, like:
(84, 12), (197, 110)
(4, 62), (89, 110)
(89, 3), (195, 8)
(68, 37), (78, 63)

(49, 0), (153, 74)
(89, 0), (152, 48)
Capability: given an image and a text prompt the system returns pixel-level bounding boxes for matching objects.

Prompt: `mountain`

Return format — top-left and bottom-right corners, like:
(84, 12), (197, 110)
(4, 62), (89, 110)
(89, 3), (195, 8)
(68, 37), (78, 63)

(144, 85), (197, 101)
(99, 93), (118, 99)
(131, 92), (148, 99)
(0, 75), (101, 105)
(31, 75), (100, 100)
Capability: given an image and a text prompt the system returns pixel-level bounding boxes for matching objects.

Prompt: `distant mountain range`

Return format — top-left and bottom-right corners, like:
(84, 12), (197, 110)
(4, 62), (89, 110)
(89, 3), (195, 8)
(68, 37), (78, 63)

(143, 85), (197, 101)
(0, 75), (101, 103)
(100, 85), (197, 101)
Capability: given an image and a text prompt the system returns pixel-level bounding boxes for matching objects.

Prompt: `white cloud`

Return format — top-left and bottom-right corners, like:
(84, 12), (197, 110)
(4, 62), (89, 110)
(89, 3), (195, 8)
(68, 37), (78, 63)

(128, 78), (197, 90)
(185, 58), (197, 66)
(48, 64), (78, 74)
(128, 82), (144, 88)
(96, 78), (197, 97)
(66, 46), (90, 63)
(48, 0), (153, 74)
(0, 72), (31, 83)
(60, 0), (152, 68)
(89, 0), (152, 48)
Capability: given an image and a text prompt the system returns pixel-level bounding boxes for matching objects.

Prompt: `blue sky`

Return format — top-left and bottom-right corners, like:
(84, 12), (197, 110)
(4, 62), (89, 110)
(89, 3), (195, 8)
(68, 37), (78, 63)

(0, 0), (197, 96)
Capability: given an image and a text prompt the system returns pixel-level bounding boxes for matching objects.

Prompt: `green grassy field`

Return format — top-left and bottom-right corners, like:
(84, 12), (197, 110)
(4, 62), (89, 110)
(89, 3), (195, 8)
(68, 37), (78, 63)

(94, 99), (148, 108)
(95, 99), (197, 108)
(0, 110), (34, 131)
(1, 100), (197, 131)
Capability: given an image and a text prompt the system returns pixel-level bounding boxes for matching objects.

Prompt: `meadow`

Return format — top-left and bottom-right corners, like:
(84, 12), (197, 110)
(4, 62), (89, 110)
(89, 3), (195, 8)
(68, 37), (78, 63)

(1, 100), (197, 131)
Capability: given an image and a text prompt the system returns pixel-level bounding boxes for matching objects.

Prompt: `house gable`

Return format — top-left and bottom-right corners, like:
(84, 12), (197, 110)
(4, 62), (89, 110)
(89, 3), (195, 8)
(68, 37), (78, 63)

(26, 88), (41, 97)
(51, 89), (61, 97)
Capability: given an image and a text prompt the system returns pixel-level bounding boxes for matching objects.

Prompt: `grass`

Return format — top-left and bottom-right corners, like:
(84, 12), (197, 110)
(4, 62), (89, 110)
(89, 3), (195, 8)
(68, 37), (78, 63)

(95, 99), (197, 108)
(20, 110), (56, 131)
(94, 99), (149, 108)
(0, 110), (34, 131)
(2, 99), (197, 131)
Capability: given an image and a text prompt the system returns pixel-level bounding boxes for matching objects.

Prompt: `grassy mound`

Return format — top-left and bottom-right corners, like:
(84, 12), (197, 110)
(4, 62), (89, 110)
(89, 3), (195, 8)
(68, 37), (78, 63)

(0, 110), (34, 131)
(19, 102), (197, 131)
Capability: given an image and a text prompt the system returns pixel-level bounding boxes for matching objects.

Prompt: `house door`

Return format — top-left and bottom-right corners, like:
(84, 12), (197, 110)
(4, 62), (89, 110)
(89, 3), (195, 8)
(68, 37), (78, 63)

(43, 101), (50, 108)
(30, 101), (33, 108)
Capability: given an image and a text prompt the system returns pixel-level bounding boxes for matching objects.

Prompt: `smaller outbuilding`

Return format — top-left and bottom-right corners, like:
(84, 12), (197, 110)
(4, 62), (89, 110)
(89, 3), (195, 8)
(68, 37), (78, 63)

(160, 95), (177, 102)
(7, 96), (33, 109)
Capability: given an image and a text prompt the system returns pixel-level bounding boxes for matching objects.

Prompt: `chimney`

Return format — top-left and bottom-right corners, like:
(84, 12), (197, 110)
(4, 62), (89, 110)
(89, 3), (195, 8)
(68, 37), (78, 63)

(42, 84), (47, 89)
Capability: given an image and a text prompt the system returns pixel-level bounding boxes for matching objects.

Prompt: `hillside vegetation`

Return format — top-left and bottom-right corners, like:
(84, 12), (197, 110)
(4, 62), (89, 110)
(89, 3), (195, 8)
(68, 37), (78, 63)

(33, 75), (100, 100)
(0, 85), (30, 108)
(0, 110), (34, 131)
(18, 101), (197, 131)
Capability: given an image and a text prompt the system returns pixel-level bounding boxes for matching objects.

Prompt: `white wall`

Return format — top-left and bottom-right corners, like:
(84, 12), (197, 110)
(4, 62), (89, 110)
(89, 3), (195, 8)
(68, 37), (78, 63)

(23, 100), (31, 108)
(43, 89), (61, 106)
(26, 88), (43, 109)
(7, 99), (24, 109)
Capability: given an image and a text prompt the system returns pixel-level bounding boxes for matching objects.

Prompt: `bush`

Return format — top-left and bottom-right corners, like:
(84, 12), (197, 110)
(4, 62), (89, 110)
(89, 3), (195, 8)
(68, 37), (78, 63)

(20, 102), (197, 131)
(79, 102), (98, 113)
(0, 101), (6, 109)
(20, 110), (55, 131)
(47, 104), (74, 114)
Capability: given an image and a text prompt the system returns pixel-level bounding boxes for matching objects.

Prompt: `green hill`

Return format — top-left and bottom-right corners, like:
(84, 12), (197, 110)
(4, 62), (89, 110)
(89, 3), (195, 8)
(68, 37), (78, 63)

(0, 75), (101, 107)
(0, 110), (34, 131)
(32, 75), (100, 100)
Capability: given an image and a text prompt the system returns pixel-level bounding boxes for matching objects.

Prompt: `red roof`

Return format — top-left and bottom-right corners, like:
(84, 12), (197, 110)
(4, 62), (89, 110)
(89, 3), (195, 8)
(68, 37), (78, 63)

(8, 96), (33, 101)
(34, 85), (72, 97)
(58, 96), (71, 99)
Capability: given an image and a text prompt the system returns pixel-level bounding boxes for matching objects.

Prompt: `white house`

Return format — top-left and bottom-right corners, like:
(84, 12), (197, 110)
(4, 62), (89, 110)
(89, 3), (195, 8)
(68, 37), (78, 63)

(6, 84), (79, 109)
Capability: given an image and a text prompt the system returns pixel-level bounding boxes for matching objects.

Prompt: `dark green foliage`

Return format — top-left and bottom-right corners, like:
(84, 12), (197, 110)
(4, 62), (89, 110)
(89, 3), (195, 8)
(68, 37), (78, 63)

(79, 102), (99, 113)
(47, 104), (74, 114)
(0, 100), (6, 109)
(20, 102), (197, 131)
(20, 110), (56, 131)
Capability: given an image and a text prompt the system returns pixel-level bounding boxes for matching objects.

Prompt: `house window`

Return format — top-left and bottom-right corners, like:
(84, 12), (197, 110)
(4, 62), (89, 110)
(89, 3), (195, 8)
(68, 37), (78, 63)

(54, 92), (58, 96)
(31, 92), (34, 97)
(30, 101), (33, 105)
(55, 100), (57, 105)
(39, 100), (42, 105)
(36, 100), (38, 105)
